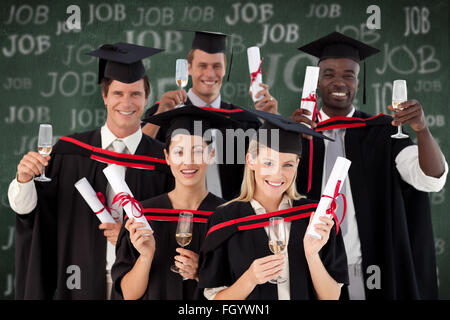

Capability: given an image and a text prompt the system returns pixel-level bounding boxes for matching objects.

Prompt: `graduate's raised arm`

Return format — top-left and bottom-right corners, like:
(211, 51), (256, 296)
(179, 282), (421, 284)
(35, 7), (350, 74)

(389, 100), (446, 179)
(8, 151), (50, 214)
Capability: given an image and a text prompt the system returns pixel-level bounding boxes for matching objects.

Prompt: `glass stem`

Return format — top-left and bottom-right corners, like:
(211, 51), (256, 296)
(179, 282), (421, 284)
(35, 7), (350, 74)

(41, 165), (46, 178)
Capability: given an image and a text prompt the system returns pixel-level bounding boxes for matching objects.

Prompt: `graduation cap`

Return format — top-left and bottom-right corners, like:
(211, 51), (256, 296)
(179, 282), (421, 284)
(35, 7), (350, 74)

(86, 42), (164, 84)
(298, 31), (380, 104)
(182, 29), (234, 81)
(241, 107), (332, 156)
(142, 105), (240, 145)
(191, 30), (228, 54)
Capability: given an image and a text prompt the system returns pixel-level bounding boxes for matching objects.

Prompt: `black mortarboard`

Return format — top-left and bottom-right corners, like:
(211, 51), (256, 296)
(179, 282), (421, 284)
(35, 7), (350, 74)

(86, 42), (164, 84)
(191, 30), (228, 54)
(142, 105), (239, 145)
(298, 32), (380, 104)
(182, 29), (234, 81)
(241, 108), (332, 156)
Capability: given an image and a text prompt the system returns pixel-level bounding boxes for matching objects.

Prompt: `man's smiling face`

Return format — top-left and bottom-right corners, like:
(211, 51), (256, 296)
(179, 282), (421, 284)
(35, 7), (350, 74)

(103, 79), (148, 137)
(318, 58), (360, 113)
(188, 49), (226, 103)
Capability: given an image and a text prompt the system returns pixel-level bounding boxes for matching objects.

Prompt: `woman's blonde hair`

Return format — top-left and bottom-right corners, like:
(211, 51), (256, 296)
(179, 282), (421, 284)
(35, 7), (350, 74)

(223, 139), (303, 206)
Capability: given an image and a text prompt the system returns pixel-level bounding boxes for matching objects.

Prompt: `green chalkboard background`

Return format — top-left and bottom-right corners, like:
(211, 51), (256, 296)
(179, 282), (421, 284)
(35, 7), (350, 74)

(0, 0), (448, 299)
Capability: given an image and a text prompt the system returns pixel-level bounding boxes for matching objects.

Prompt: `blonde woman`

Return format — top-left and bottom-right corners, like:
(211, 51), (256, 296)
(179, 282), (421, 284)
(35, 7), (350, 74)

(198, 109), (348, 300)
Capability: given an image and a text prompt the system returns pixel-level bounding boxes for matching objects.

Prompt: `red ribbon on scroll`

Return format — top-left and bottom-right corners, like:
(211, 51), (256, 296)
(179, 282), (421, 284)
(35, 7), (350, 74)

(250, 58), (263, 86)
(321, 180), (347, 235)
(112, 192), (144, 218)
(301, 93), (318, 122)
(301, 92), (318, 193)
(94, 192), (111, 215)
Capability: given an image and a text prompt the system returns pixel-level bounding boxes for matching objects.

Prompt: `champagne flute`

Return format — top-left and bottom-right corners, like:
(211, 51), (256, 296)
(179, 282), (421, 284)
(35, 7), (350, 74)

(175, 59), (188, 108)
(35, 124), (53, 182)
(170, 211), (193, 275)
(391, 80), (409, 139)
(268, 217), (287, 284)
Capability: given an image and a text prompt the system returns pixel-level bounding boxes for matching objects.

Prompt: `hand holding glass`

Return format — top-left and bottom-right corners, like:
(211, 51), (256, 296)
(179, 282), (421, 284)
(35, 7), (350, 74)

(268, 217), (287, 284)
(171, 211), (193, 274)
(35, 124), (53, 182)
(391, 80), (409, 139)
(175, 59), (188, 108)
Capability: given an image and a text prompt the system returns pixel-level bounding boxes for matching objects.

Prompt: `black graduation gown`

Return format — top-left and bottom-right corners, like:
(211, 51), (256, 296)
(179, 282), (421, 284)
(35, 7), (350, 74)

(145, 99), (261, 201)
(197, 199), (349, 300)
(111, 192), (225, 300)
(15, 129), (174, 299)
(296, 110), (438, 299)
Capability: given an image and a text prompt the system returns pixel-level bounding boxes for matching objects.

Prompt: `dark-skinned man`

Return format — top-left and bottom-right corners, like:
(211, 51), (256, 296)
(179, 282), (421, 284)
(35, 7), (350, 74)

(291, 32), (447, 300)
(142, 31), (278, 201)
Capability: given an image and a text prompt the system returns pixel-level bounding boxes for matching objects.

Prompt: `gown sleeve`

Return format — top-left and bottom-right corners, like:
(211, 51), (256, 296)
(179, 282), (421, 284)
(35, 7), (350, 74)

(318, 225), (349, 286)
(15, 151), (62, 299)
(110, 222), (139, 299)
(197, 206), (234, 289)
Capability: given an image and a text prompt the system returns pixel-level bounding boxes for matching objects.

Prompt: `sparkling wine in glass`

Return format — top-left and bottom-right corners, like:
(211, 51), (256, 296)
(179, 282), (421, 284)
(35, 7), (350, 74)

(268, 217), (287, 284)
(171, 211), (193, 274)
(391, 80), (409, 139)
(175, 59), (188, 108)
(35, 124), (53, 182)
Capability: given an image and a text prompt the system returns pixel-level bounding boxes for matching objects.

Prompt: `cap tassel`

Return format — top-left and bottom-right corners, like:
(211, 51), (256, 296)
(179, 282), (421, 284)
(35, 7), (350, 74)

(226, 46), (234, 82)
(363, 61), (366, 105)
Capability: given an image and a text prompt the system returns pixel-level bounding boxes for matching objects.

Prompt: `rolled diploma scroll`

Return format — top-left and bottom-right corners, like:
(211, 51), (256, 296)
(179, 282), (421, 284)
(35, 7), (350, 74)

(306, 156), (351, 239)
(247, 46), (263, 102)
(103, 164), (152, 231)
(75, 177), (116, 224)
(300, 66), (320, 121)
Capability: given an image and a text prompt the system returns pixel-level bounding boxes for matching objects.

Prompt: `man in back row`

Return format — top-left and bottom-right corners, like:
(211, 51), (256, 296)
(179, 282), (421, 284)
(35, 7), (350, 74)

(143, 31), (279, 201)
